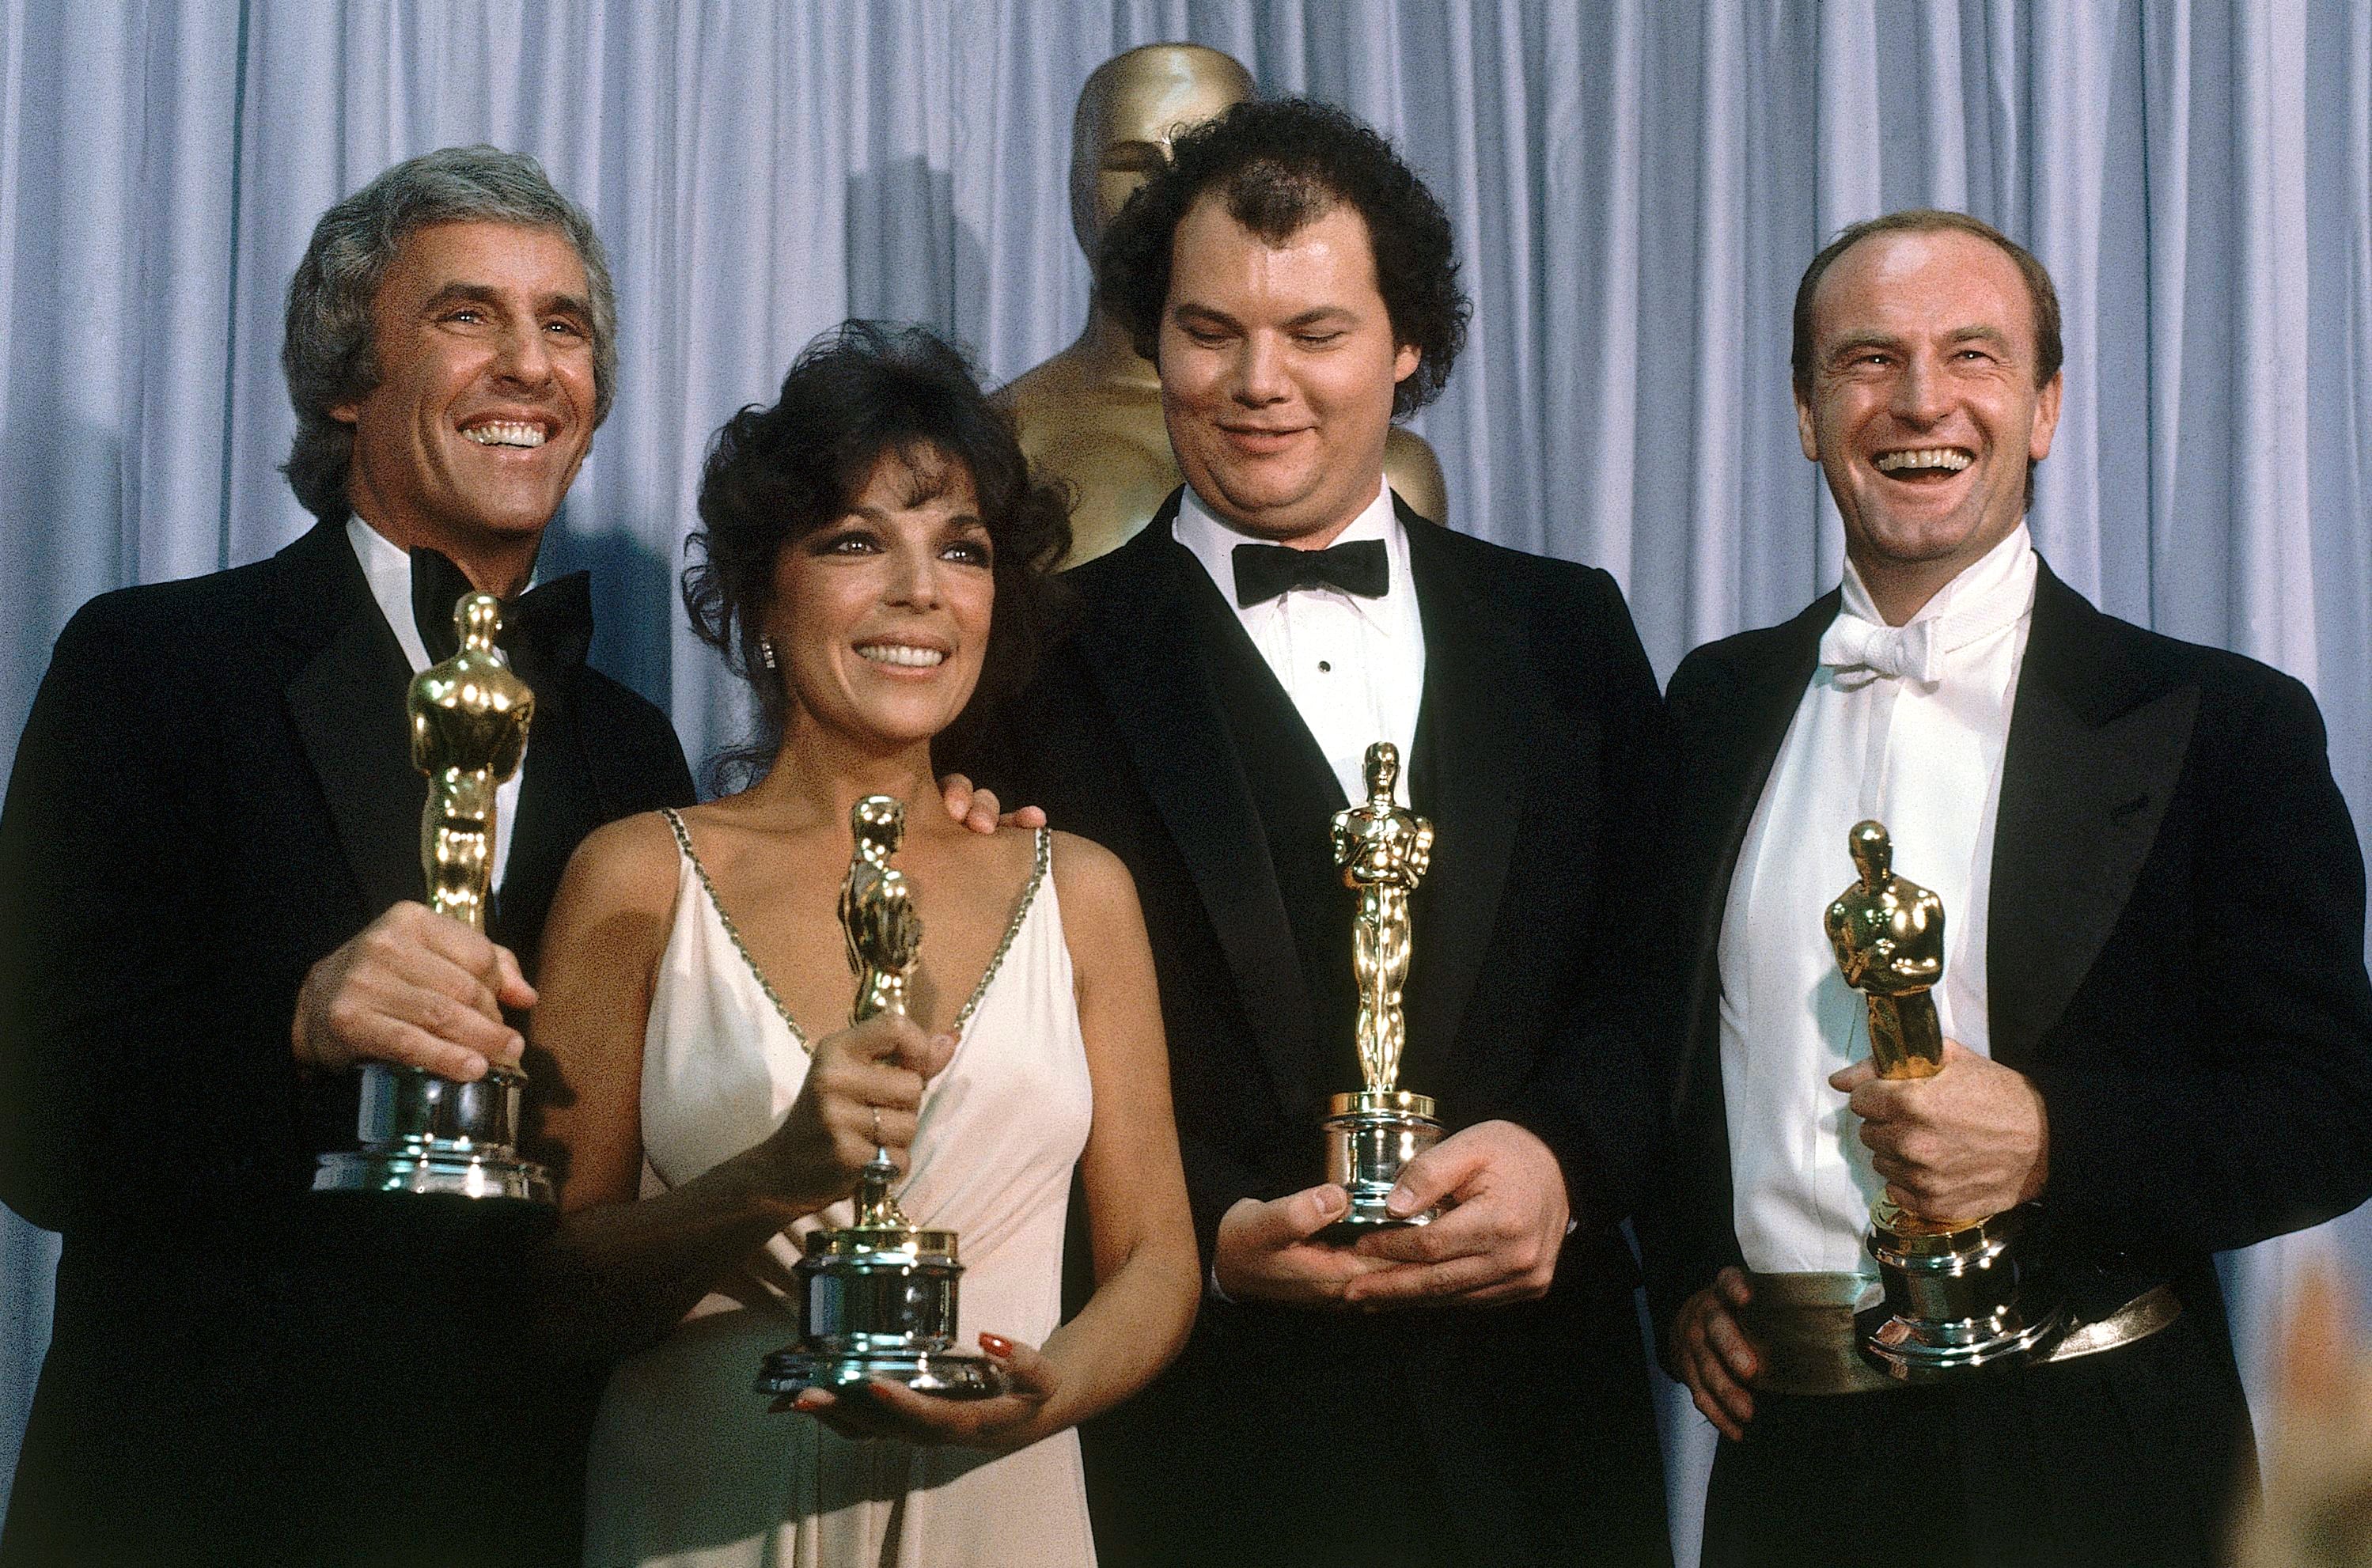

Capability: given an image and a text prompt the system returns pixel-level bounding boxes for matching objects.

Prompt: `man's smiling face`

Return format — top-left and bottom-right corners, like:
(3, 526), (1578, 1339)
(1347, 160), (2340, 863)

(1796, 227), (2062, 611)
(1157, 192), (1419, 545)
(333, 220), (597, 579)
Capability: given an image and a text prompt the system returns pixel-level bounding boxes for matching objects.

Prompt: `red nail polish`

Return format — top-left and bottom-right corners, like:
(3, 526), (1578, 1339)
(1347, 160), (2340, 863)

(979, 1332), (1013, 1357)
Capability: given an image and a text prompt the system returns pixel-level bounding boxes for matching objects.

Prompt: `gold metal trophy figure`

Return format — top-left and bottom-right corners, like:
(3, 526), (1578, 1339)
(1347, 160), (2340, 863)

(1319, 742), (1443, 1240)
(314, 593), (551, 1203)
(1826, 820), (2060, 1377)
(757, 796), (1006, 1401)
(1000, 44), (1448, 565)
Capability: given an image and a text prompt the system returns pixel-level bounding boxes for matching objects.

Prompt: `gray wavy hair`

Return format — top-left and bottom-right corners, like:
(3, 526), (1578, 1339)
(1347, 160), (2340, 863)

(280, 145), (619, 525)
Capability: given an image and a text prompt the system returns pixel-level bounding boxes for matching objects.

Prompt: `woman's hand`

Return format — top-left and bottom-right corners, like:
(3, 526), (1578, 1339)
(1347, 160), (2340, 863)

(755, 1013), (957, 1214)
(789, 1334), (1058, 1452)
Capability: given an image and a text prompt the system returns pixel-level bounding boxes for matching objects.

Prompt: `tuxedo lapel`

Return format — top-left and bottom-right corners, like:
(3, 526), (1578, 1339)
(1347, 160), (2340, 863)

(1079, 498), (1320, 1110)
(491, 669), (590, 964)
(1669, 594), (1834, 1116)
(1399, 514), (1525, 1089)
(1986, 566), (2196, 1068)
(274, 523), (424, 919)
(1657, 595), (1836, 1290)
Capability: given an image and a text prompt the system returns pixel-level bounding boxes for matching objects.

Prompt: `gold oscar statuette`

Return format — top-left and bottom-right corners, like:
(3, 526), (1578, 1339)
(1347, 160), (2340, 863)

(1317, 742), (1445, 1241)
(758, 796), (1006, 1402)
(1825, 820), (2060, 1377)
(315, 592), (552, 1203)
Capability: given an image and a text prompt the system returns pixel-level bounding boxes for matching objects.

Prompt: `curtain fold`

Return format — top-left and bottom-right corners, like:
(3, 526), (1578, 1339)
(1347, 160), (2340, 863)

(4, 6), (2369, 1560)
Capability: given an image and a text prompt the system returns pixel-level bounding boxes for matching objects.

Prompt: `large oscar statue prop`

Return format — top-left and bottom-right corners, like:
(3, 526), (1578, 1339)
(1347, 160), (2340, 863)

(757, 797), (1006, 1401)
(1318, 743), (1443, 1241)
(315, 593), (551, 1203)
(1826, 820), (2061, 1377)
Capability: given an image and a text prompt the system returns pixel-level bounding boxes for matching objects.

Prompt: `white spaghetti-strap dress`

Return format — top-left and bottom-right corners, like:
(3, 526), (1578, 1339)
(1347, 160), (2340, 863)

(582, 816), (1096, 1568)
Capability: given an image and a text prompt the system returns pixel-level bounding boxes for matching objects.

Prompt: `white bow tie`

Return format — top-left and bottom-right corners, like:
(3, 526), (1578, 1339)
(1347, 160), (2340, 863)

(1819, 612), (1942, 690)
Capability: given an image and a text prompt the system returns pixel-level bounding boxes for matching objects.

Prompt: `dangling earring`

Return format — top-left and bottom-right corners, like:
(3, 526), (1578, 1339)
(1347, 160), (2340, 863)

(760, 638), (778, 672)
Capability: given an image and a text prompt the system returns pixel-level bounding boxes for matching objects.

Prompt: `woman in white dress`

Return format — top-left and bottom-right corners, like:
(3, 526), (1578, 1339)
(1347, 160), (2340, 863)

(530, 323), (1198, 1567)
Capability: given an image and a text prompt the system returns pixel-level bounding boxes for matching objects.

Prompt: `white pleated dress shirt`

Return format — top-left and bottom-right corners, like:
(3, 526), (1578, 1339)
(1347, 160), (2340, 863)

(347, 517), (524, 888)
(1718, 523), (2038, 1275)
(1173, 480), (1426, 807)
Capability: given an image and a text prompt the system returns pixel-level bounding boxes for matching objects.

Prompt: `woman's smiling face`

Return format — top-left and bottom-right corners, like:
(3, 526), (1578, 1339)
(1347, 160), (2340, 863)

(767, 446), (996, 754)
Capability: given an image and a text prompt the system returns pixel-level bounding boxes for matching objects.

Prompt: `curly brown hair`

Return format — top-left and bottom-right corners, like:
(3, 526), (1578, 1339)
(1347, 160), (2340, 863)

(682, 322), (1072, 786)
(1097, 97), (1468, 419)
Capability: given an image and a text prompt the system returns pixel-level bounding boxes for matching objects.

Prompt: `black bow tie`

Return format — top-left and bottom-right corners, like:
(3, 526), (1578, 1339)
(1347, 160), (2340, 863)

(409, 547), (593, 691)
(1230, 539), (1389, 607)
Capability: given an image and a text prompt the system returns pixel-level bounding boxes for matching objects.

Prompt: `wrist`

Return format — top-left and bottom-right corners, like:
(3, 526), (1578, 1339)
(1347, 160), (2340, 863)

(290, 991), (330, 1073)
(719, 1146), (812, 1229)
(2019, 1077), (2050, 1204)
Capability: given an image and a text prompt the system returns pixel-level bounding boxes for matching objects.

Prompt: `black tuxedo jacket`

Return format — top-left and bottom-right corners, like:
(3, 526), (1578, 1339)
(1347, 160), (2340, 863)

(0, 520), (692, 1566)
(1646, 562), (2372, 1558)
(961, 493), (1673, 1568)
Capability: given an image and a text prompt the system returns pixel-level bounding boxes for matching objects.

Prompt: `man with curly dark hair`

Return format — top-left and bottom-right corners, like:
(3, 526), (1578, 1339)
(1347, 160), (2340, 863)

(999, 46), (1446, 564)
(957, 96), (1673, 1567)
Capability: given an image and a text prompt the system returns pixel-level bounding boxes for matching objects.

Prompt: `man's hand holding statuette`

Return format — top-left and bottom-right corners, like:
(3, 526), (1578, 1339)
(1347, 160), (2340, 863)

(1212, 1184), (1402, 1306)
(1831, 1038), (2048, 1218)
(291, 901), (532, 1081)
(1342, 1119), (1571, 1308)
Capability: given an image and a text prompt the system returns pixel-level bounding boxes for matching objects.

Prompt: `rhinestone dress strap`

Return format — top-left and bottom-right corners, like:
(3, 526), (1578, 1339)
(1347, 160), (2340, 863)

(952, 828), (1052, 1036)
(660, 807), (810, 1054)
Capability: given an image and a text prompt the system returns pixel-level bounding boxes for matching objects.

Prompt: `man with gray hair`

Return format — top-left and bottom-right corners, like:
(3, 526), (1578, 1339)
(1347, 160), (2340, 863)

(0, 146), (692, 1565)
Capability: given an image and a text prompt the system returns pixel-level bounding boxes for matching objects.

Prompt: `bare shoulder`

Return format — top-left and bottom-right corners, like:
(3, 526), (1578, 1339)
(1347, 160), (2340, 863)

(1048, 830), (1148, 978)
(1048, 829), (1136, 915)
(556, 809), (685, 922)
(536, 811), (684, 1067)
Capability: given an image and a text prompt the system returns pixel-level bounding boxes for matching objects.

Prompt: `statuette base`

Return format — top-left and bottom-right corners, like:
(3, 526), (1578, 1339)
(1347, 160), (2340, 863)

(313, 1061), (551, 1204)
(1319, 1089), (1441, 1244)
(756, 1347), (1007, 1402)
(1857, 1201), (2064, 1381)
(313, 1146), (552, 1204)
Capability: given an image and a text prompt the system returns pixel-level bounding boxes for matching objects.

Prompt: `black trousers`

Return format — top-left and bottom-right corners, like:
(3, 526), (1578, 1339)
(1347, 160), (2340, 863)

(1701, 1306), (2255, 1568)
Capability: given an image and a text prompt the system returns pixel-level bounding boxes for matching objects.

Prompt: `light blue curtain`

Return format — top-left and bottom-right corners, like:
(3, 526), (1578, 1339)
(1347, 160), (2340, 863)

(5, 4), (2368, 1560)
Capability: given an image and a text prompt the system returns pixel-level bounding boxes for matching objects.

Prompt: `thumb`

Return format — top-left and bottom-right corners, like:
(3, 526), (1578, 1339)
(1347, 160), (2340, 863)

(839, 1013), (932, 1072)
(1828, 1056), (1877, 1093)
(1386, 1138), (1485, 1218)
(1245, 1185), (1348, 1249)
(922, 1029), (959, 1079)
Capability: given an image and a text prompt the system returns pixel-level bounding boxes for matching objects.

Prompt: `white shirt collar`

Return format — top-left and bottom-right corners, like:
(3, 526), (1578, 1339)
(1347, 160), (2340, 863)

(1838, 521), (2037, 658)
(348, 516), (548, 676)
(347, 516), (433, 675)
(1173, 479), (1404, 627)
